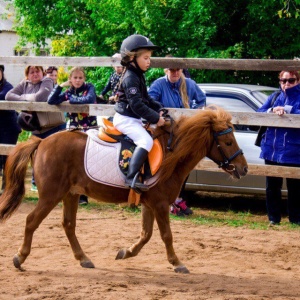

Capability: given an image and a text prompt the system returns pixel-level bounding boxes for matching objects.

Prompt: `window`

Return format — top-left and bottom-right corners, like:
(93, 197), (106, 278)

(14, 48), (29, 56)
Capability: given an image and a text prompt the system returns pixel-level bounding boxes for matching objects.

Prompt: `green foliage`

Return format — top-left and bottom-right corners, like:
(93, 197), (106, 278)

(12, 0), (300, 87)
(18, 130), (31, 142)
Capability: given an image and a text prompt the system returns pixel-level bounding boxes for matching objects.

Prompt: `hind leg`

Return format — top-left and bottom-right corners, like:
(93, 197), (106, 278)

(13, 200), (58, 270)
(154, 202), (189, 274)
(62, 193), (94, 268)
(116, 203), (155, 260)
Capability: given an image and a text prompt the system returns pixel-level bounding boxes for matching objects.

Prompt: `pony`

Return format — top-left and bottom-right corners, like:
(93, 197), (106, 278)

(0, 107), (248, 273)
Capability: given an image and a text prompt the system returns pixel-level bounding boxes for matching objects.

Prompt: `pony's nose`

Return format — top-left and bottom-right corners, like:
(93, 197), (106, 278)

(244, 166), (248, 174)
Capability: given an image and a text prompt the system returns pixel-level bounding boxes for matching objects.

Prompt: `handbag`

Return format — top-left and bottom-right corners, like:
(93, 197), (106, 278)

(36, 111), (66, 128)
(254, 126), (267, 147)
(18, 111), (65, 131)
(254, 91), (280, 147)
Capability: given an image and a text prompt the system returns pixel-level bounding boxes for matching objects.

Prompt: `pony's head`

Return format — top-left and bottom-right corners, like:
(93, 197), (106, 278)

(157, 105), (248, 183)
(202, 105), (248, 179)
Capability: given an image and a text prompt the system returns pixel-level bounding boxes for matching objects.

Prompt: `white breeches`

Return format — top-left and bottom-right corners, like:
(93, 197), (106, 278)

(113, 113), (153, 152)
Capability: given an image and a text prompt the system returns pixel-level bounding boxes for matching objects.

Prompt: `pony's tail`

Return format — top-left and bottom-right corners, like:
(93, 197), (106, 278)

(0, 136), (42, 222)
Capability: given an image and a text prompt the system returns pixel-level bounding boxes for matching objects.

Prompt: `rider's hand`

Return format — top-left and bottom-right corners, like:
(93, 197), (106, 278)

(156, 116), (165, 127)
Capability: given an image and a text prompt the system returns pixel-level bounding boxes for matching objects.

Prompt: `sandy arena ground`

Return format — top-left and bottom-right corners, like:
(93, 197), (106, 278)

(1, 200), (300, 300)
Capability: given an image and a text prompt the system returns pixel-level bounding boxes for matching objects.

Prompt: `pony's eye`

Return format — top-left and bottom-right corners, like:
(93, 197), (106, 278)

(226, 142), (233, 146)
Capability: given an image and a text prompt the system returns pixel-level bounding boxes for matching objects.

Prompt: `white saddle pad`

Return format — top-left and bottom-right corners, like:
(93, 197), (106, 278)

(84, 129), (160, 189)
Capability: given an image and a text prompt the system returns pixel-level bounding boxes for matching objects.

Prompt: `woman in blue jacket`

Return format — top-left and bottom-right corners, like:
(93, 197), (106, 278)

(148, 67), (206, 216)
(257, 70), (300, 225)
(0, 65), (21, 193)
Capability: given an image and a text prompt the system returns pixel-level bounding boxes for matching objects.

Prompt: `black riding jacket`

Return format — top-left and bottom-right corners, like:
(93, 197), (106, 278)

(114, 64), (162, 124)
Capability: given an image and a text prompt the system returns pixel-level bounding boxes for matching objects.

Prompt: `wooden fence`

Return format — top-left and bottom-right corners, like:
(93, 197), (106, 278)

(1, 56), (300, 179)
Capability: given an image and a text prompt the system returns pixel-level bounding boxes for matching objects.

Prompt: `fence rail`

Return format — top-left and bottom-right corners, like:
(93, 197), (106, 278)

(1, 102), (300, 179)
(0, 56), (300, 70)
(1, 55), (300, 179)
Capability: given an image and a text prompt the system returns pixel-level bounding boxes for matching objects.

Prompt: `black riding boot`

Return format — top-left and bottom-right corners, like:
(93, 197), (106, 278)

(125, 147), (149, 192)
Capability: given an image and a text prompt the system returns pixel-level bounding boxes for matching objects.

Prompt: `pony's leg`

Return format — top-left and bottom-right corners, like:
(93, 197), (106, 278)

(116, 203), (155, 260)
(154, 203), (190, 274)
(62, 193), (94, 268)
(13, 200), (58, 270)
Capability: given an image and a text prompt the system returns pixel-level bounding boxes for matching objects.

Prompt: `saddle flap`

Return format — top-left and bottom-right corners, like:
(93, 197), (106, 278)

(102, 118), (122, 136)
(98, 127), (118, 143)
(148, 139), (163, 175)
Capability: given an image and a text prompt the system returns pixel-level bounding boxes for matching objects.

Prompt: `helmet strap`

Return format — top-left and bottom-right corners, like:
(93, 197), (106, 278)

(131, 57), (145, 73)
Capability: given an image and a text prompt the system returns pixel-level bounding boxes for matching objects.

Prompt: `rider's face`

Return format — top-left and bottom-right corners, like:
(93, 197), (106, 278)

(136, 50), (152, 72)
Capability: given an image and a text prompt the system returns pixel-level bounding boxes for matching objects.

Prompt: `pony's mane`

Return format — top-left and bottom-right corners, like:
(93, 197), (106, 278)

(157, 106), (233, 183)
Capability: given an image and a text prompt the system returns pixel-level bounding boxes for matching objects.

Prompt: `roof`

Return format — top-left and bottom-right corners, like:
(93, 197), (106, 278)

(197, 83), (278, 92)
(0, 0), (14, 32)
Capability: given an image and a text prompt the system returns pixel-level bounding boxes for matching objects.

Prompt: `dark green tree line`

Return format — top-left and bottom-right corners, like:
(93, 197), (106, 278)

(12, 0), (300, 91)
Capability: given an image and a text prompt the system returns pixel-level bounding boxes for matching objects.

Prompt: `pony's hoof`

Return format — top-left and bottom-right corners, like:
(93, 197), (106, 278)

(80, 260), (95, 268)
(13, 254), (24, 271)
(115, 249), (126, 260)
(174, 265), (190, 274)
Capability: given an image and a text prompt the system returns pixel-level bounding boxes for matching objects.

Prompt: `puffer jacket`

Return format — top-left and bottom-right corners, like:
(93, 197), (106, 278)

(257, 84), (300, 164)
(114, 64), (162, 124)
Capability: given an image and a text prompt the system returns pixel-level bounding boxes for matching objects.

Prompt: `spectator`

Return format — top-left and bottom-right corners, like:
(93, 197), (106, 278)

(165, 54), (192, 78)
(46, 66), (58, 85)
(113, 34), (165, 192)
(257, 70), (300, 226)
(0, 65), (21, 193)
(48, 66), (98, 205)
(99, 53), (124, 104)
(5, 65), (66, 192)
(148, 67), (206, 216)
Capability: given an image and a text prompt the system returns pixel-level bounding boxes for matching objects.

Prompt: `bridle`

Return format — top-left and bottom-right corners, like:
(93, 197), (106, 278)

(211, 127), (243, 171)
(153, 116), (243, 172)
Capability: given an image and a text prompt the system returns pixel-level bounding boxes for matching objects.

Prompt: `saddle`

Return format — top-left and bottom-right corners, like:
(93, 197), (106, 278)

(98, 118), (163, 179)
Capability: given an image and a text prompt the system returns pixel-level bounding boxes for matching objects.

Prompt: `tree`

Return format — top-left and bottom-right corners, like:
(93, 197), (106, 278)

(12, 0), (300, 88)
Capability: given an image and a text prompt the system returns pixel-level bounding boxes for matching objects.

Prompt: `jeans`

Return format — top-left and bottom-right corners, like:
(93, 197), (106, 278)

(265, 160), (300, 223)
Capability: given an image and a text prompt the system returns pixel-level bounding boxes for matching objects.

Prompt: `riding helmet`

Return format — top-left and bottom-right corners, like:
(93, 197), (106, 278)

(120, 34), (159, 59)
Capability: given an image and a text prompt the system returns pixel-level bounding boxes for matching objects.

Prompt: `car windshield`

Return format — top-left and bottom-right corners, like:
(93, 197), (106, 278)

(251, 90), (278, 105)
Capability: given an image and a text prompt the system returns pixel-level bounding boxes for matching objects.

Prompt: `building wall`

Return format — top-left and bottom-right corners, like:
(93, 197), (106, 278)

(0, 31), (25, 86)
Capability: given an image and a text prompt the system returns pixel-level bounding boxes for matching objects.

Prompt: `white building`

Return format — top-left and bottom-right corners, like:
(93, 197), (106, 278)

(0, 0), (50, 86)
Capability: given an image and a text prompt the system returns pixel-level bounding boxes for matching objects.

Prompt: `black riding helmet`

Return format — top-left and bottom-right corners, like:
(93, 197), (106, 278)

(17, 112), (41, 131)
(120, 34), (159, 66)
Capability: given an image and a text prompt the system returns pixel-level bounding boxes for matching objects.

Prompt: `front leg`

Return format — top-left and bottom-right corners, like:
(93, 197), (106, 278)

(116, 203), (154, 260)
(154, 202), (190, 274)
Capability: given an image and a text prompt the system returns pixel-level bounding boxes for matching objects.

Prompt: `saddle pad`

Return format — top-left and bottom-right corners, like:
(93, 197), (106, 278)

(84, 129), (160, 188)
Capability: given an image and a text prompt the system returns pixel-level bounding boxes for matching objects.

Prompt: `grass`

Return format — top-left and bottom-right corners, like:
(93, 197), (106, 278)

(23, 193), (300, 232)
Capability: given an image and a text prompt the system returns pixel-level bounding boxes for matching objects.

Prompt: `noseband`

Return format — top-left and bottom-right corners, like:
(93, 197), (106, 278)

(212, 127), (243, 171)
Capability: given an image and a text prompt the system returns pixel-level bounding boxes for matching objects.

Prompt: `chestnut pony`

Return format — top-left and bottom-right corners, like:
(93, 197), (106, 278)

(0, 107), (247, 273)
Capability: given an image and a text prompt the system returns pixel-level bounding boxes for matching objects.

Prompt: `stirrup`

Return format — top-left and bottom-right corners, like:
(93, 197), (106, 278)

(125, 172), (149, 192)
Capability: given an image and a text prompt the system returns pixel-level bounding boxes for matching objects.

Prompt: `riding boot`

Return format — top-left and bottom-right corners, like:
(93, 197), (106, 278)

(125, 147), (149, 192)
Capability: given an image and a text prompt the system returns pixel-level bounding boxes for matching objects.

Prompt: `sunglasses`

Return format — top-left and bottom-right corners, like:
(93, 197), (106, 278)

(279, 78), (297, 84)
(46, 66), (58, 73)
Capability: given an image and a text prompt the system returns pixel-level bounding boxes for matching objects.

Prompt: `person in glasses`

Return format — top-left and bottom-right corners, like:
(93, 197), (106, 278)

(46, 66), (58, 85)
(148, 66), (206, 216)
(257, 70), (300, 226)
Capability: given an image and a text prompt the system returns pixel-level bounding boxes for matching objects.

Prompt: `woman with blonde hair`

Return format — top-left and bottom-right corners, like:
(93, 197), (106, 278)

(148, 65), (206, 216)
(48, 66), (97, 204)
